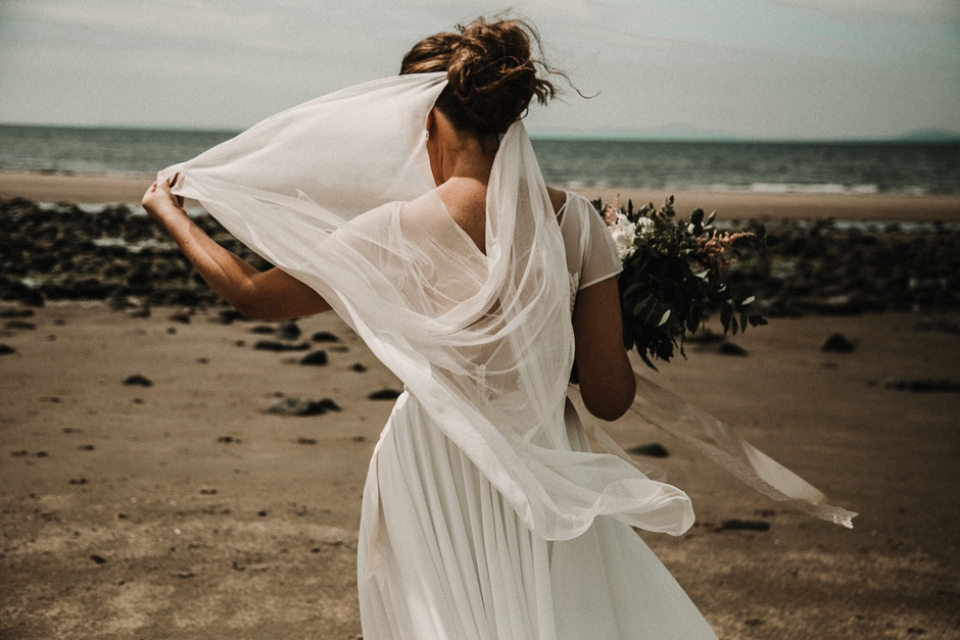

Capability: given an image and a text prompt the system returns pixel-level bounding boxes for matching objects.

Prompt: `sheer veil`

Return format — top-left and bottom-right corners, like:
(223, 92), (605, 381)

(159, 72), (854, 564)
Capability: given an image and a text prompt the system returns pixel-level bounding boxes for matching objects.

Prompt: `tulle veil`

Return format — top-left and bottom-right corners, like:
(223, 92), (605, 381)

(159, 72), (854, 569)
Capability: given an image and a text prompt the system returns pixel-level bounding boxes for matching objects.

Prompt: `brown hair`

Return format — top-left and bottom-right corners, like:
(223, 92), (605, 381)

(400, 18), (562, 137)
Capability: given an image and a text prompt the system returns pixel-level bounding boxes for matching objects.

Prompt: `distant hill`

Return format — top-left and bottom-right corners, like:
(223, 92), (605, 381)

(531, 123), (742, 142)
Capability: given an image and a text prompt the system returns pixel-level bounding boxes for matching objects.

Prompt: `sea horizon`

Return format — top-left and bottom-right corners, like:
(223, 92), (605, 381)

(2, 123), (958, 196)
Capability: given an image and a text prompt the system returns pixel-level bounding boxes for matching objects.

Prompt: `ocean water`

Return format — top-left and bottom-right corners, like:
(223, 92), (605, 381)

(1, 124), (958, 195)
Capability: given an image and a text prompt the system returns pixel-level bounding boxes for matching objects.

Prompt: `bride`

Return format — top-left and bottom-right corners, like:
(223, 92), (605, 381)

(142, 16), (848, 638)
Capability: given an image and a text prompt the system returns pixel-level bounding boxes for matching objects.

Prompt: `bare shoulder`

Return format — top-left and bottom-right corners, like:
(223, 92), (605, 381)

(546, 186), (569, 216)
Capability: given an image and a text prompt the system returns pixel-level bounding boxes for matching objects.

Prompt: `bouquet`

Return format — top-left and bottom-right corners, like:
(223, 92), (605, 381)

(597, 196), (768, 369)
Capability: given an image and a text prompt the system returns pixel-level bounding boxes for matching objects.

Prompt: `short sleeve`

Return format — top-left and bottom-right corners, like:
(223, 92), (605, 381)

(575, 196), (622, 290)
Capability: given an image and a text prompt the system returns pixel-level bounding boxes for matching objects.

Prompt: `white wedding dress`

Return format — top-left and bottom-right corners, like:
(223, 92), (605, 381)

(356, 192), (717, 639)
(161, 72), (852, 640)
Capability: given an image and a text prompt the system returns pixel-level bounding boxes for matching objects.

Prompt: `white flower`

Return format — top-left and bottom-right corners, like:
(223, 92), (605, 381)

(635, 216), (655, 237)
(609, 212), (638, 262)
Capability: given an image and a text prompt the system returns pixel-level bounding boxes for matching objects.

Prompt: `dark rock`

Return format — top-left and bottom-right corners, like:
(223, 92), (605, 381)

(717, 342), (748, 356)
(89, 554), (107, 564)
(4, 320), (35, 330)
(250, 324), (277, 334)
(627, 443), (669, 458)
(299, 350), (328, 366)
(822, 333), (855, 352)
(123, 374), (153, 387)
(0, 307), (33, 318)
(11, 450), (28, 457)
(217, 435), (241, 444)
(884, 379), (960, 393)
(721, 519), (771, 531)
(264, 397), (339, 416)
(69, 477), (88, 485)
(368, 388), (402, 400)
(352, 435), (366, 443)
(35, 451), (48, 457)
(276, 321), (301, 340)
(168, 310), (191, 324)
(297, 437), (318, 445)
(311, 331), (340, 343)
(685, 329), (724, 345)
(79, 445), (95, 451)
(351, 363), (367, 373)
(0, 344), (15, 355)
(253, 340), (310, 352)
(217, 308), (245, 324)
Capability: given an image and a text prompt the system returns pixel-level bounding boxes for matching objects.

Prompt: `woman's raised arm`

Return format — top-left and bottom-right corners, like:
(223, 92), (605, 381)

(141, 175), (331, 321)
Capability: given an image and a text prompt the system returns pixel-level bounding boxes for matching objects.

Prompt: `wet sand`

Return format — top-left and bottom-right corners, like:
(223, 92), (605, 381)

(1, 175), (959, 639)
(3, 169), (959, 221)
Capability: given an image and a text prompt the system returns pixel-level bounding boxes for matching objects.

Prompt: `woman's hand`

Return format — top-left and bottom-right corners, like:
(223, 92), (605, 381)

(142, 173), (186, 222)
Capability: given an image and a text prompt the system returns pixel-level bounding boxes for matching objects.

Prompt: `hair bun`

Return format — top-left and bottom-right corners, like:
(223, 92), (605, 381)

(400, 18), (560, 135)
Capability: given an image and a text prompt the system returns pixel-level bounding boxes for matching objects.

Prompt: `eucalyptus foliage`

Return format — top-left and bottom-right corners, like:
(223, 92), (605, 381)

(595, 196), (768, 369)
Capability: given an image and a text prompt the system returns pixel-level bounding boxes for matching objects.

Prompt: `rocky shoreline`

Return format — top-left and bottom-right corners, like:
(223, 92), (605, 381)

(2, 197), (959, 319)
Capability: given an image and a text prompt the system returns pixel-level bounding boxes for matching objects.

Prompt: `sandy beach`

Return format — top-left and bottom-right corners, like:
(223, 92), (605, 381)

(3, 170), (960, 222)
(2, 175), (959, 639)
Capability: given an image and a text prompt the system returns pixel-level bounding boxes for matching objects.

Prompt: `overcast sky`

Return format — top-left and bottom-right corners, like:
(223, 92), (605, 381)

(1, 0), (958, 139)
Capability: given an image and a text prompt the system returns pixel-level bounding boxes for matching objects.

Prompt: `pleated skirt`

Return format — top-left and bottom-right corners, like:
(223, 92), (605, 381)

(357, 393), (717, 640)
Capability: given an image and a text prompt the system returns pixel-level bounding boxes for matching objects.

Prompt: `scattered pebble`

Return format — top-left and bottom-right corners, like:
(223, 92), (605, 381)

(168, 310), (191, 324)
(717, 342), (748, 356)
(89, 554), (107, 565)
(351, 363), (367, 373)
(79, 445), (95, 451)
(253, 340), (310, 352)
(368, 388), (402, 400)
(69, 478), (88, 485)
(217, 309), (245, 324)
(199, 488), (217, 495)
(627, 443), (669, 458)
(721, 519), (771, 531)
(0, 307), (34, 318)
(196, 357), (209, 364)
(299, 350), (328, 366)
(264, 397), (341, 416)
(250, 324), (276, 334)
(352, 435), (366, 443)
(0, 344), (15, 355)
(11, 450), (28, 457)
(883, 379), (960, 393)
(311, 331), (340, 343)
(822, 333), (856, 352)
(4, 320), (35, 330)
(123, 374), (153, 387)
(35, 451), (48, 458)
(276, 321), (301, 340)
(297, 437), (318, 445)
(217, 436), (241, 444)
(257, 510), (267, 517)
(166, 327), (177, 335)
(63, 427), (81, 434)
(39, 396), (61, 403)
